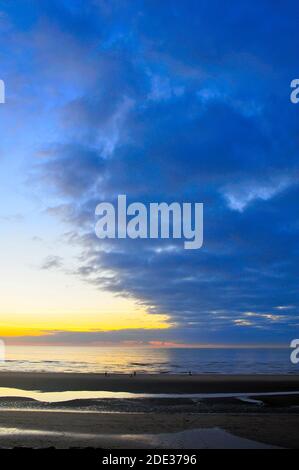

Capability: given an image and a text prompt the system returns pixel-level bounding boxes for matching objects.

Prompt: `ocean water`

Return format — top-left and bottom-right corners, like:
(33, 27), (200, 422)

(0, 346), (298, 374)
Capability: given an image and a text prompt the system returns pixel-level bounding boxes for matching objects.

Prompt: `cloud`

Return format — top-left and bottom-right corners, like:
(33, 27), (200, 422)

(223, 176), (297, 212)
(234, 319), (255, 327)
(40, 255), (64, 270)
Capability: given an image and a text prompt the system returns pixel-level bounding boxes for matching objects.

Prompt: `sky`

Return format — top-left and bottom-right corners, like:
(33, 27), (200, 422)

(0, 0), (298, 347)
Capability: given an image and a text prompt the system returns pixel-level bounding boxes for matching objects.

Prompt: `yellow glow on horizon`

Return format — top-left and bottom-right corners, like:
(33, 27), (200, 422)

(0, 303), (170, 338)
(0, 249), (171, 337)
(0, 229), (172, 340)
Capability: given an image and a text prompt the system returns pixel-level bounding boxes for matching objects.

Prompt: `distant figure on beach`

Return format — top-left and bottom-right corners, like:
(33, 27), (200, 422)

(104, 372), (108, 377)
(188, 371), (192, 376)
(133, 371), (137, 376)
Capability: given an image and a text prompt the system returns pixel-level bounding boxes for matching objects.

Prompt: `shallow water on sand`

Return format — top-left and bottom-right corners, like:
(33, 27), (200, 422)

(0, 387), (299, 403)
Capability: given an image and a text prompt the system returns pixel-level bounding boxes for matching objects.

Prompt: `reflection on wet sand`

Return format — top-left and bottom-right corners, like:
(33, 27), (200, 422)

(0, 387), (299, 403)
(0, 427), (280, 449)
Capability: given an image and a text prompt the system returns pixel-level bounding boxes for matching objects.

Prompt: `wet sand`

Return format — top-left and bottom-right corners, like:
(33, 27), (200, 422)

(0, 410), (297, 448)
(0, 373), (299, 448)
(0, 372), (299, 393)
(0, 424), (280, 449)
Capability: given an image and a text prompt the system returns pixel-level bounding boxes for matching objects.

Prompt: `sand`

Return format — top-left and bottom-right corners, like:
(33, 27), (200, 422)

(0, 411), (297, 448)
(0, 372), (299, 448)
(0, 372), (299, 393)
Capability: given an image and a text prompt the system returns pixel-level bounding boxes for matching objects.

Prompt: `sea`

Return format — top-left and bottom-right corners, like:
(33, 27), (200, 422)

(0, 346), (298, 374)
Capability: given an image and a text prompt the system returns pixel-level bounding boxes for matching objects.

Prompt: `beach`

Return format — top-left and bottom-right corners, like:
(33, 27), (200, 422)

(0, 372), (299, 448)
(1, 371), (299, 393)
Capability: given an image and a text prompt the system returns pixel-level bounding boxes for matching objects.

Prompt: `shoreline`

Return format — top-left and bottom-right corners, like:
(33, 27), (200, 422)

(0, 372), (299, 393)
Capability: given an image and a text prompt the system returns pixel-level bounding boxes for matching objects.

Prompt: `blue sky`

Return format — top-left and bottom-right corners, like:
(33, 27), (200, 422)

(0, 0), (298, 346)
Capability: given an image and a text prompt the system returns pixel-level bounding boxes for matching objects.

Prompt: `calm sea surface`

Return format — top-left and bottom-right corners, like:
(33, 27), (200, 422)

(0, 346), (298, 374)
